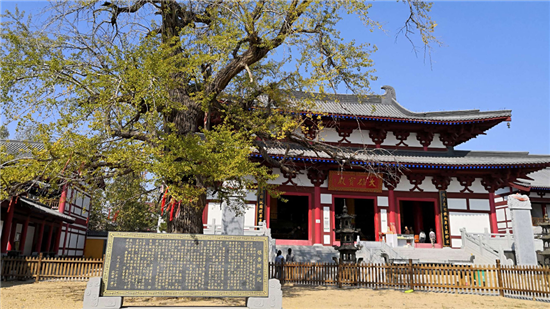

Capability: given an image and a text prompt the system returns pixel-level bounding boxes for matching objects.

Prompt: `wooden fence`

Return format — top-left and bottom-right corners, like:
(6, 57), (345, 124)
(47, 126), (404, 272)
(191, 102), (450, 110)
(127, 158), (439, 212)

(270, 260), (550, 301)
(3, 255), (550, 301)
(1, 253), (104, 282)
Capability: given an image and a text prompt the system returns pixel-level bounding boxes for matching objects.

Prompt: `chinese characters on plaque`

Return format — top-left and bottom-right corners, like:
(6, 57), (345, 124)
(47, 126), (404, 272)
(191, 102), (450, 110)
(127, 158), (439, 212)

(439, 190), (451, 247)
(102, 232), (268, 297)
(328, 171), (382, 193)
(256, 189), (266, 225)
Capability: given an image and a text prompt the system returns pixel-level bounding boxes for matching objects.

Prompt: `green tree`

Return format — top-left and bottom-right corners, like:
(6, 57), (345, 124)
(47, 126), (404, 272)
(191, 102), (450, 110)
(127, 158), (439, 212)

(88, 173), (158, 232)
(0, 125), (8, 139)
(1, 1), (437, 233)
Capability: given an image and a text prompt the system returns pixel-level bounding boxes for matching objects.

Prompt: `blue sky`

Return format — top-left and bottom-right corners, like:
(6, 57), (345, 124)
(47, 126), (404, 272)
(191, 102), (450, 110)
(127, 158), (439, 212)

(2, 1), (549, 154)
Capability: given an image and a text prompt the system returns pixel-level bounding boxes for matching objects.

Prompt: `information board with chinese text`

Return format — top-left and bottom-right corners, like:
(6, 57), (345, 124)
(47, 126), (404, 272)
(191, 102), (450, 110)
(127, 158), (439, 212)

(101, 232), (269, 297)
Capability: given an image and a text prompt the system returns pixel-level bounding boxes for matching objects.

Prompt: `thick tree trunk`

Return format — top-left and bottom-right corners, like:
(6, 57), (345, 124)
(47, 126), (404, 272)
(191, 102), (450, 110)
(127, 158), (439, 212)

(167, 193), (205, 234)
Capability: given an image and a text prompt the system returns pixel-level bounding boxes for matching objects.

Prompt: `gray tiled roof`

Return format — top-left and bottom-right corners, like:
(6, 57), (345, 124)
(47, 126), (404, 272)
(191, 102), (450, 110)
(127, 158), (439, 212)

(289, 87), (511, 122)
(0, 139), (45, 159)
(255, 142), (550, 168)
(19, 197), (75, 222)
(517, 168), (550, 189)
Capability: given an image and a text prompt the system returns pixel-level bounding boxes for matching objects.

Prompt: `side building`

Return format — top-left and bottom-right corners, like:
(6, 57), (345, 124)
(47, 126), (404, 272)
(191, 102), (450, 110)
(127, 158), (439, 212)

(1, 140), (91, 257)
(204, 86), (550, 249)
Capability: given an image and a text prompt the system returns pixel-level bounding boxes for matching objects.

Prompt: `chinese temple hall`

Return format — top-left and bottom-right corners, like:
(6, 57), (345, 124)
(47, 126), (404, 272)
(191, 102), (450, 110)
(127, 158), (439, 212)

(204, 86), (550, 250)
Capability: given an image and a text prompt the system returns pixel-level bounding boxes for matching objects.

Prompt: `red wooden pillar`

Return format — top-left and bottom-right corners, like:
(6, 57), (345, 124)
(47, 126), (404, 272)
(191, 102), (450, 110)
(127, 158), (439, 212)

(58, 184), (68, 213)
(45, 222), (54, 253)
(1, 197), (16, 253)
(313, 185), (322, 245)
(374, 200), (380, 241)
(35, 220), (45, 253)
(53, 222), (63, 255)
(388, 189), (397, 231)
(488, 192), (498, 233)
(18, 216), (31, 253)
(7, 222), (17, 251)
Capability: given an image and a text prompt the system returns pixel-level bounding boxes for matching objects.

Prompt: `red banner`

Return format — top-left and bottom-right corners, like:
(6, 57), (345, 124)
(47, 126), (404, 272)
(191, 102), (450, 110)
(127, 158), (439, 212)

(328, 171), (383, 193)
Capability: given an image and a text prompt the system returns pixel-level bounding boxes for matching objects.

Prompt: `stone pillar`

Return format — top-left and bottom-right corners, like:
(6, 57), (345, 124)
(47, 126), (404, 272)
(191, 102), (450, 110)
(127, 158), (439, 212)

(222, 204), (244, 235)
(1, 197), (16, 253)
(508, 194), (537, 265)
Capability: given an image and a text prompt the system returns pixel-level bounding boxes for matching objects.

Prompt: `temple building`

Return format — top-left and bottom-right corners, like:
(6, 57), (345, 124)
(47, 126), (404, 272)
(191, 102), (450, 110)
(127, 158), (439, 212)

(205, 86), (550, 249)
(1, 140), (91, 256)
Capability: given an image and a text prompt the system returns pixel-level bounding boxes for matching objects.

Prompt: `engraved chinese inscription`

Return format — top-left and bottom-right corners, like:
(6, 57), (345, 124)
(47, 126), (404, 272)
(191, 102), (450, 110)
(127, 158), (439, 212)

(102, 232), (268, 297)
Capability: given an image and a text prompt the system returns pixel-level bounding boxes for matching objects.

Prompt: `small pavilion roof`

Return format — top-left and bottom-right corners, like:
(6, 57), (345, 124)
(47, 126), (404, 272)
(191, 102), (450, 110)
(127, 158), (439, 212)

(289, 86), (511, 124)
(18, 197), (75, 222)
(253, 142), (550, 170)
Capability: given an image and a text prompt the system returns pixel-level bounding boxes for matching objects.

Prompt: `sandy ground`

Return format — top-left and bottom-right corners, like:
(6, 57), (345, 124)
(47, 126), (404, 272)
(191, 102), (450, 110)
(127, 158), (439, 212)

(1, 280), (549, 309)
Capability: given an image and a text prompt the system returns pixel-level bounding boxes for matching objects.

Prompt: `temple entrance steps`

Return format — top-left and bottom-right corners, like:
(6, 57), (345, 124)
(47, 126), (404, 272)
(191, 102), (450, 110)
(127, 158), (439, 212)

(275, 245), (339, 263)
(390, 247), (474, 264)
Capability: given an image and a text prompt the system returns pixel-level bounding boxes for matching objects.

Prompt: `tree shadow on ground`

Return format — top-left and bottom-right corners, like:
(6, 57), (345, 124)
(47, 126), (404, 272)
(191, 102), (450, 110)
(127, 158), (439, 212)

(281, 285), (340, 298)
(0, 279), (36, 288)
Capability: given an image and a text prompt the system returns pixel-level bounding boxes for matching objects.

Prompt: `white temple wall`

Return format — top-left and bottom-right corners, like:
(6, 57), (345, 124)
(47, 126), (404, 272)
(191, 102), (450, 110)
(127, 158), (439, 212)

(449, 211), (491, 236)
(205, 202), (257, 226)
(381, 133), (400, 146)
(23, 226), (35, 256)
(446, 178), (463, 193)
(347, 129), (370, 145)
(406, 132), (423, 148)
(417, 176), (438, 192)
(317, 128), (340, 143)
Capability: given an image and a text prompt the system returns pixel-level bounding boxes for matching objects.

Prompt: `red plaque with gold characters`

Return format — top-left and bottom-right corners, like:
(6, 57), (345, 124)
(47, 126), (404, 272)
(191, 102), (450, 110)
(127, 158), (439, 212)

(328, 171), (383, 193)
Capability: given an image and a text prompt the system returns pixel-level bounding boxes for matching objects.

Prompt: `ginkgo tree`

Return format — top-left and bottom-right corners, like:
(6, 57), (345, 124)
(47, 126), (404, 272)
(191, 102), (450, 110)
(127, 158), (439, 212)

(1, 0), (438, 233)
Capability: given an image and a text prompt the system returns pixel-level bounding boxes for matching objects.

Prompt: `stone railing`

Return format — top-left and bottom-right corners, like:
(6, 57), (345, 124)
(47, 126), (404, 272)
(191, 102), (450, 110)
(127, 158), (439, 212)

(460, 228), (513, 265)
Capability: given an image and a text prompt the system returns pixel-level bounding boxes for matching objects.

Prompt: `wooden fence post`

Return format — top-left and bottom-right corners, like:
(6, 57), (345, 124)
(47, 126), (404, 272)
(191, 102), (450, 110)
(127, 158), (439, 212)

(35, 253), (43, 283)
(496, 259), (504, 297)
(337, 263), (342, 288)
(408, 259), (414, 291)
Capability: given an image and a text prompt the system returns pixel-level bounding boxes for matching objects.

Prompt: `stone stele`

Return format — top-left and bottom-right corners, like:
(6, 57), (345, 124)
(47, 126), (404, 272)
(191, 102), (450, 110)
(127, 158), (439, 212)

(508, 193), (538, 265)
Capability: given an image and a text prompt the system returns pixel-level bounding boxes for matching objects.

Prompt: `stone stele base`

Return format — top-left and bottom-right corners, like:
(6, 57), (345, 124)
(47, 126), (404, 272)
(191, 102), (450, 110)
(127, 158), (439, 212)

(82, 278), (283, 309)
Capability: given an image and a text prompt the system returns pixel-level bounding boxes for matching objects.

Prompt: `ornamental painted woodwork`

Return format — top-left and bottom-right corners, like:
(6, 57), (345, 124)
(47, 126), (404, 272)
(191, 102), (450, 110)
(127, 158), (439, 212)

(383, 174), (401, 190)
(307, 168), (328, 186)
(368, 128), (387, 146)
(281, 170), (298, 186)
(393, 130), (410, 146)
(432, 174), (451, 191)
(481, 174), (507, 193)
(406, 174), (426, 192)
(439, 131), (459, 147)
(457, 176), (476, 193)
(328, 171), (382, 193)
(416, 130), (434, 148)
(101, 232), (269, 298)
(336, 126), (354, 144)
